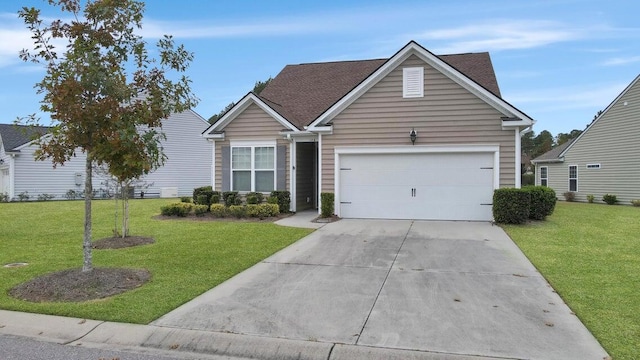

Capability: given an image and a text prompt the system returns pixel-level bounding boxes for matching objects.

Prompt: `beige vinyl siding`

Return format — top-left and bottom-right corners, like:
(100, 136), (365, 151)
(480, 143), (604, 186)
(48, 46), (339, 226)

(538, 163), (567, 199)
(214, 103), (290, 192)
(321, 55), (515, 192)
(558, 79), (640, 204)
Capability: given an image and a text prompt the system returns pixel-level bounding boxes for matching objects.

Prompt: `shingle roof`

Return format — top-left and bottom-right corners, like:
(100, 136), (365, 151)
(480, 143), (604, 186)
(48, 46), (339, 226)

(0, 123), (50, 152)
(257, 52), (502, 130)
(532, 138), (576, 163)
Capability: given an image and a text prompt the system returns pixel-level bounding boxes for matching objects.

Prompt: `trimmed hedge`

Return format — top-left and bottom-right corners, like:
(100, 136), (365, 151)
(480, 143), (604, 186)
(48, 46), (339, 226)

(523, 186), (556, 220)
(193, 204), (209, 216)
(160, 203), (193, 217)
(270, 191), (290, 213)
(210, 204), (227, 217)
(320, 193), (334, 218)
(493, 188), (531, 224)
(223, 191), (242, 207)
(602, 194), (618, 205)
(246, 192), (264, 204)
(193, 186), (220, 209)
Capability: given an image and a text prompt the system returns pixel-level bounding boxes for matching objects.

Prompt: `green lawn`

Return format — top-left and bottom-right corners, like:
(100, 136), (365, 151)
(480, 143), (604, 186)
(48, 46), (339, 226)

(502, 201), (640, 360)
(0, 199), (312, 324)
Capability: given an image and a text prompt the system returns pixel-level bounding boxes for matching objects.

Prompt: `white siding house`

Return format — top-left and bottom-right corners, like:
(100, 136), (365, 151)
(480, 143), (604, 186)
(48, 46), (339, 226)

(0, 109), (211, 201)
(532, 74), (640, 204)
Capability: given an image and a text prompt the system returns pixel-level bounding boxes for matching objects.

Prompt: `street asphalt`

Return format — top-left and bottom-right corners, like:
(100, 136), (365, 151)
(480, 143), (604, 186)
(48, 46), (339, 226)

(0, 213), (609, 360)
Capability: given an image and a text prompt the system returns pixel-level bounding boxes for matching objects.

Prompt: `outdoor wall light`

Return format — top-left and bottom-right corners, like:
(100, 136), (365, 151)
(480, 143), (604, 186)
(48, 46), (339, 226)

(0, 159), (4, 165)
(409, 128), (417, 145)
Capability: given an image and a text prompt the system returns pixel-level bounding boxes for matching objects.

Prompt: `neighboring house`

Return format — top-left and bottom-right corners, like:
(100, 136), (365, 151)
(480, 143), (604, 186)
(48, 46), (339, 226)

(532, 74), (640, 204)
(203, 41), (534, 221)
(0, 110), (212, 201)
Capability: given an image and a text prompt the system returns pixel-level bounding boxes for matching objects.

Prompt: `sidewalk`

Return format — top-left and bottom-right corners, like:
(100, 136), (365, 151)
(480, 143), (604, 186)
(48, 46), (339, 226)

(0, 310), (500, 360)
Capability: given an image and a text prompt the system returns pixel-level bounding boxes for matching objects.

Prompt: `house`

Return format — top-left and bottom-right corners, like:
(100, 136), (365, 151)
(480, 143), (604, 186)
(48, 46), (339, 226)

(0, 109), (212, 201)
(532, 74), (640, 204)
(203, 41), (534, 221)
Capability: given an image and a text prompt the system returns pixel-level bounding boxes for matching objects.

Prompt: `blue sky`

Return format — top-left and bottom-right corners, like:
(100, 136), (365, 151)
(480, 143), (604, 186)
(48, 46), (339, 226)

(0, 0), (638, 137)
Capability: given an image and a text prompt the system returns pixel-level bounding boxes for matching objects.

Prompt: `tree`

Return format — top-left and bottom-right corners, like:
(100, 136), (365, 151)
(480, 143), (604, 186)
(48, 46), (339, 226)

(208, 77), (272, 123)
(531, 130), (555, 159)
(556, 129), (582, 146)
(19, 0), (196, 272)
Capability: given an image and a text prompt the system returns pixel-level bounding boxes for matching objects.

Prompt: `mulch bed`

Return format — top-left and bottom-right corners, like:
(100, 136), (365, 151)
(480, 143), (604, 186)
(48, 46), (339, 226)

(92, 236), (155, 249)
(9, 267), (151, 303)
(153, 212), (294, 222)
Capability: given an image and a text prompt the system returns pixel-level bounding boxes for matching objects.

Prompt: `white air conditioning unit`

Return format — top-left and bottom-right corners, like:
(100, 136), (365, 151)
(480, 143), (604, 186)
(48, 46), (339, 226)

(160, 187), (178, 198)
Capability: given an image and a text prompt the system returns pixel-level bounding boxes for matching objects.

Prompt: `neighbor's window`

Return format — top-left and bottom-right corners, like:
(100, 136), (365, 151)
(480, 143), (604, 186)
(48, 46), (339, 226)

(569, 165), (578, 192)
(231, 146), (275, 192)
(540, 166), (548, 187)
(586, 163), (601, 169)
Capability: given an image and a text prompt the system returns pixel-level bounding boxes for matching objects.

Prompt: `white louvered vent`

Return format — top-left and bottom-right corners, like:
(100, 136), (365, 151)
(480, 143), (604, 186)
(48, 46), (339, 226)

(403, 67), (424, 98)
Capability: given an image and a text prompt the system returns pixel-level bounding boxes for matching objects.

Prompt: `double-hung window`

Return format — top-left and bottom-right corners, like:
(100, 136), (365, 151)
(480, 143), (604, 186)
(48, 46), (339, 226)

(540, 166), (548, 187)
(568, 165), (578, 192)
(231, 145), (275, 192)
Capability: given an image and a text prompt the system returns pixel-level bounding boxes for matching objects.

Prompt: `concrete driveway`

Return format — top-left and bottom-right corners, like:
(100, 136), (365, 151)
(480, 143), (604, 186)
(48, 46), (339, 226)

(152, 220), (607, 359)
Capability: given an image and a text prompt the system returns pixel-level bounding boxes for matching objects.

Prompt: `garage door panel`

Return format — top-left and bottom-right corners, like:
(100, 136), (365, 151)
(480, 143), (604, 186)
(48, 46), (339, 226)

(339, 152), (494, 221)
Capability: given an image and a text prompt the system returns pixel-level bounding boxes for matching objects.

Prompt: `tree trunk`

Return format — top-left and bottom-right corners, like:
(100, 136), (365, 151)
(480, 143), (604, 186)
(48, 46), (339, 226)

(114, 182), (119, 237)
(121, 184), (129, 238)
(82, 154), (93, 272)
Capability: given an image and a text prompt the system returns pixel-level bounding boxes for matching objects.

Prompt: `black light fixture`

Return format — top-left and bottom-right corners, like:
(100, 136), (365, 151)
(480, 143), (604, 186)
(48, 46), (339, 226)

(0, 159), (4, 165)
(409, 128), (417, 145)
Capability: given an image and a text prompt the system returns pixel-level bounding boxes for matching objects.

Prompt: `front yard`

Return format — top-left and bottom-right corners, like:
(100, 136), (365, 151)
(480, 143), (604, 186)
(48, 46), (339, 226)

(503, 201), (640, 360)
(0, 199), (312, 324)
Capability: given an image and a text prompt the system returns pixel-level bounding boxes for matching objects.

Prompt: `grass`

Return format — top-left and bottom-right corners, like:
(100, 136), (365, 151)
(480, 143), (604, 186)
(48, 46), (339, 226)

(502, 201), (640, 360)
(0, 199), (313, 324)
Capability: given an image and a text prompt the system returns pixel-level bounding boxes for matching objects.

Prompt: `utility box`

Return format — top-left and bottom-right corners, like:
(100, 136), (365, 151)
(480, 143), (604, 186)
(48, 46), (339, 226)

(160, 187), (178, 198)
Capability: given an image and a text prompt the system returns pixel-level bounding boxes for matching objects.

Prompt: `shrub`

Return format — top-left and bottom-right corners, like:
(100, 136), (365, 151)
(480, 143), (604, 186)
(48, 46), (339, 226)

(602, 194), (618, 205)
(160, 203), (193, 217)
(37, 193), (55, 201)
(211, 194), (220, 204)
(523, 186), (556, 220)
(65, 189), (81, 200)
(493, 188), (530, 224)
(223, 191), (242, 207)
(196, 194), (209, 206)
(0, 193), (8, 202)
(631, 200), (640, 207)
(244, 203), (280, 219)
(563, 192), (576, 202)
(266, 196), (278, 204)
(210, 204), (227, 217)
(246, 192), (264, 204)
(228, 205), (246, 218)
(17, 191), (30, 202)
(193, 204), (209, 216)
(270, 191), (290, 213)
(193, 186), (212, 201)
(586, 194), (595, 203)
(180, 196), (192, 203)
(320, 192), (335, 218)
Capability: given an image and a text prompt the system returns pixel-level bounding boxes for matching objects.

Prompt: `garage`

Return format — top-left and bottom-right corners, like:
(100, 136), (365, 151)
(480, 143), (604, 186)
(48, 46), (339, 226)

(337, 147), (497, 221)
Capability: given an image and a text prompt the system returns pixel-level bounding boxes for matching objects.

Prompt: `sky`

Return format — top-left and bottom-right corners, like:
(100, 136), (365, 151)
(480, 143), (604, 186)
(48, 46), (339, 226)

(0, 0), (638, 137)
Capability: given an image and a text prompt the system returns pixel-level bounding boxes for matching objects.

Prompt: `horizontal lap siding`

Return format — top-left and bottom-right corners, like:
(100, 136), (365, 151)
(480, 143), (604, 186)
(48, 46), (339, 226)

(321, 55), (515, 192)
(215, 103), (289, 191)
(560, 81), (640, 203)
(141, 111), (211, 197)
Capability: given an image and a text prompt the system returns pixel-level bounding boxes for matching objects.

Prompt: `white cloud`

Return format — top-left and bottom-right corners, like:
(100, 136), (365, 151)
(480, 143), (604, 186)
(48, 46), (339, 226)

(602, 55), (640, 66)
(413, 20), (581, 53)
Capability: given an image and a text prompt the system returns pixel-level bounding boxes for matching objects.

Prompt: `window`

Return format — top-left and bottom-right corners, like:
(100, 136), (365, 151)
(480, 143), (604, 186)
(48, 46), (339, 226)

(231, 146), (275, 192)
(568, 165), (578, 192)
(403, 67), (424, 98)
(586, 163), (601, 169)
(540, 166), (548, 187)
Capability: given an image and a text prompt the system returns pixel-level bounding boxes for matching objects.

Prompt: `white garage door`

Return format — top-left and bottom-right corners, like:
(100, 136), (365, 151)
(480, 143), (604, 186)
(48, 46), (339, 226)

(339, 152), (494, 221)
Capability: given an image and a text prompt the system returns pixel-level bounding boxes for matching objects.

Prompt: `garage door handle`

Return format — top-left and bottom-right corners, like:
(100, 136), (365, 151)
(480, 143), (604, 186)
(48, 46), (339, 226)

(411, 188), (416, 197)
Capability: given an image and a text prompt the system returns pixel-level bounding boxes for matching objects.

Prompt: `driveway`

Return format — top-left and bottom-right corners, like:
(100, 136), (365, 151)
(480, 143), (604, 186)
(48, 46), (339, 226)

(153, 220), (607, 359)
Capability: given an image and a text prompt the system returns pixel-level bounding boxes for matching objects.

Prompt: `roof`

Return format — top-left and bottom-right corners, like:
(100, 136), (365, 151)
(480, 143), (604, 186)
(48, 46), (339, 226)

(0, 123), (51, 152)
(532, 138), (575, 163)
(256, 52), (503, 130)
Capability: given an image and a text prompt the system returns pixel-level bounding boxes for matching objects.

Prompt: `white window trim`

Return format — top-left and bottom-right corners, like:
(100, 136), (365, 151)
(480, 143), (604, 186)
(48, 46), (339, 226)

(403, 67), (424, 98)
(230, 140), (277, 193)
(586, 163), (601, 169)
(568, 165), (578, 192)
(540, 166), (548, 187)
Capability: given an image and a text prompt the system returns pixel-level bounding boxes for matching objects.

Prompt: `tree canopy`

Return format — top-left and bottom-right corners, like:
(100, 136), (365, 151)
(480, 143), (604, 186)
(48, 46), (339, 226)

(208, 78), (272, 124)
(18, 0), (197, 272)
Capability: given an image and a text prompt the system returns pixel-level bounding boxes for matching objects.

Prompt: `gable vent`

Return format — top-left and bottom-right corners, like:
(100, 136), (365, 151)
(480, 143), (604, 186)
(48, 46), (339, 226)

(403, 67), (424, 98)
